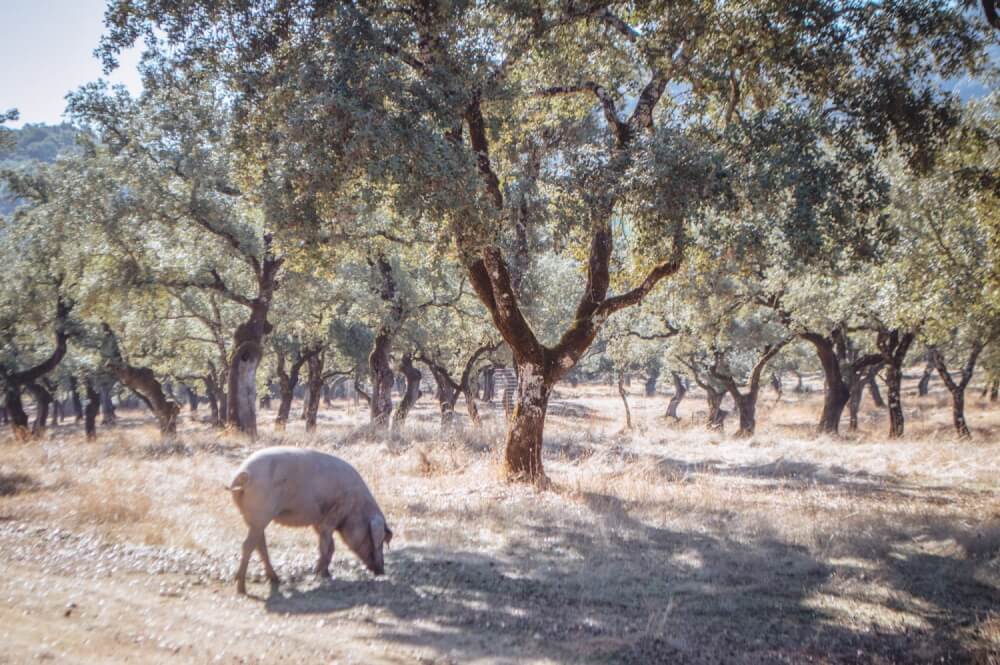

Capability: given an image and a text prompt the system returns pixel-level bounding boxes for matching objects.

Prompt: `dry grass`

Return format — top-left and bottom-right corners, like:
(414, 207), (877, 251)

(0, 370), (998, 663)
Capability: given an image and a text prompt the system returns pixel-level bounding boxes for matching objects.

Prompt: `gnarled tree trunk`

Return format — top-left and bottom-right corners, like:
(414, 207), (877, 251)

(665, 372), (687, 420)
(918, 358), (934, 396)
(876, 328), (915, 439)
(69, 376), (83, 423)
(274, 348), (315, 431)
(644, 366), (659, 397)
(100, 324), (180, 437)
(390, 353), (422, 433)
(99, 383), (116, 425)
(503, 362), (552, 480)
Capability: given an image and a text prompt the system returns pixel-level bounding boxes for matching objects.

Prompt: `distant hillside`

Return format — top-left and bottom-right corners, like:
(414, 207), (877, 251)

(1, 123), (82, 216)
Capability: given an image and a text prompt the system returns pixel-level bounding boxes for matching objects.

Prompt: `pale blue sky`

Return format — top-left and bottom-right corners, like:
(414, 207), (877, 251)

(1, 0), (142, 127)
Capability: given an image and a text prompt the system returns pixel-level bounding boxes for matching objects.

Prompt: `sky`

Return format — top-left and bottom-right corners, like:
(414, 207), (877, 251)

(0, 0), (143, 127)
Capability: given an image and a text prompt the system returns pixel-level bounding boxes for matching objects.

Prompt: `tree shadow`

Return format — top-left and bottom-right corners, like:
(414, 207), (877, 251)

(241, 491), (996, 664)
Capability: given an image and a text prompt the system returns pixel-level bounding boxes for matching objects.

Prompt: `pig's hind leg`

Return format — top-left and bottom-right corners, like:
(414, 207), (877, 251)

(314, 524), (335, 578)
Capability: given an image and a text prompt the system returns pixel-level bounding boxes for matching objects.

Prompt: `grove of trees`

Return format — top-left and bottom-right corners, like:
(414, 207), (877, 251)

(2, 1), (999, 483)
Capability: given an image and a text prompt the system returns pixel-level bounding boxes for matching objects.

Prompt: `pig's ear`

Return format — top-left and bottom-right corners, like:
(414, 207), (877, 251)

(369, 515), (387, 550)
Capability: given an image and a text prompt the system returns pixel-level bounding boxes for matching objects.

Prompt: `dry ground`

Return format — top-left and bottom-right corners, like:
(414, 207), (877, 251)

(1, 373), (999, 664)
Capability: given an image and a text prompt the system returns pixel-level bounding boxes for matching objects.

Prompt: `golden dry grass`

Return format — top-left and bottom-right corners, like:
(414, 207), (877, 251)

(0, 370), (998, 663)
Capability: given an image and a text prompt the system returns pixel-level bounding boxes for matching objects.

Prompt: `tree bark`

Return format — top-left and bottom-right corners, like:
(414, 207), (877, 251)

(801, 330), (881, 435)
(225, 242), (282, 438)
(68, 377), (83, 423)
(26, 382), (52, 437)
(481, 367), (495, 402)
(100, 324), (180, 436)
(931, 344), (984, 439)
(502, 362), (552, 481)
(186, 386), (199, 411)
(618, 373), (633, 429)
(876, 328), (915, 439)
(390, 353), (422, 433)
(644, 366), (659, 397)
(99, 383), (116, 425)
(369, 330), (395, 430)
(918, 358), (934, 396)
(848, 365), (879, 432)
(5, 387), (30, 440)
(303, 352), (324, 433)
(867, 371), (886, 407)
(83, 379), (100, 441)
(274, 348), (315, 431)
(711, 343), (787, 438)
(705, 387), (726, 430)
(665, 372), (687, 420)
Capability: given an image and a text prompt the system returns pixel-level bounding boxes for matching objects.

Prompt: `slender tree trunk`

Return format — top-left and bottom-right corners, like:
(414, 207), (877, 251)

(503, 363), (551, 481)
(27, 383), (52, 437)
(463, 386), (481, 427)
(481, 367), (495, 402)
(391, 354), (422, 433)
(84, 379), (100, 441)
(989, 379), (999, 402)
(868, 371), (885, 407)
(206, 381), (220, 427)
(665, 372), (687, 420)
(302, 354), (324, 433)
(918, 360), (933, 396)
(793, 370), (805, 393)
(618, 373), (632, 429)
(369, 331), (394, 430)
(5, 387), (30, 440)
(186, 387), (198, 412)
(69, 377), (83, 423)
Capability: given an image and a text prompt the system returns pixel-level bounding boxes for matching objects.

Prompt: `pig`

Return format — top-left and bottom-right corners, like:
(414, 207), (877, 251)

(227, 446), (393, 594)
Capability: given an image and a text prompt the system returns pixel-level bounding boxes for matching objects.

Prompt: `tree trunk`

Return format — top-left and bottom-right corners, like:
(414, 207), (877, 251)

(989, 379), (999, 402)
(802, 333), (850, 434)
(369, 330), (394, 431)
(733, 394), (756, 438)
(932, 345), (984, 439)
(868, 371), (885, 407)
(481, 367), (495, 402)
(503, 363), (552, 481)
(665, 372), (687, 420)
(69, 377), (83, 423)
(644, 367), (659, 397)
(27, 382), (52, 437)
(428, 366), (459, 428)
(877, 329), (915, 439)
(5, 387), (30, 440)
(206, 381), (220, 427)
(793, 370), (805, 393)
(918, 360), (933, 396)
(706, 388), (726, 430)
(100, 324), (180, 436)
(391, 354), (422, 433)
(186, 386), (199, 412)
(84, 379), (100, 441)
(99, 383), (116, 425)
(463, 387), (481, 427)
(274, 350), (310, 431)
(303, 353), (324, 433)
(618, 373), (632, 429)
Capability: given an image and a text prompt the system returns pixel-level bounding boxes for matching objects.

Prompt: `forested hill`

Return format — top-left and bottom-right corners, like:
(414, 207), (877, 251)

(0, 123), (81, 216)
